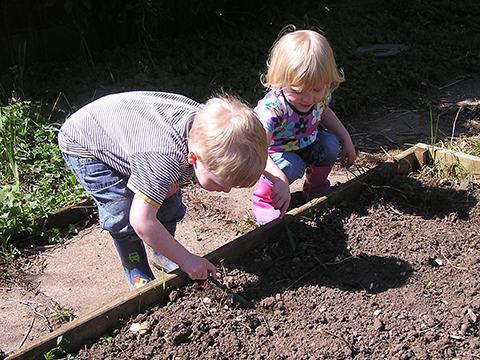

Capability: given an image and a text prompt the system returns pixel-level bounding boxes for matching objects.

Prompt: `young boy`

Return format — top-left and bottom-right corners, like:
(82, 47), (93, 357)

(58, 91), (268, 290)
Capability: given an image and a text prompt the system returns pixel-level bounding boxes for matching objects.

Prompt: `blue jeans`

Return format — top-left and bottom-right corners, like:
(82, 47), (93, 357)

(269, 130), (340, 184)
(61, 153), (186, 278)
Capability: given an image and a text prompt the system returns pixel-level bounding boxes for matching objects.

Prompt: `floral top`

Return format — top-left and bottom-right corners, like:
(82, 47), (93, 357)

(254, 89), (331, 153)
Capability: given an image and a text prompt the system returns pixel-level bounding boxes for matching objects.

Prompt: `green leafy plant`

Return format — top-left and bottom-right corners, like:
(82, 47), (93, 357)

(100, 335), (113, 344)
(44, 336), (77, 360)
(50, 309), (74, 323)
(0, 98), (25, 185)
(0, 98), (89, 261)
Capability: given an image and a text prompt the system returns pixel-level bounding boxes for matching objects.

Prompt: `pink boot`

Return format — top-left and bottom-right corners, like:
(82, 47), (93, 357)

(251, 177), (281, 225)
(302, 165), (334, 199)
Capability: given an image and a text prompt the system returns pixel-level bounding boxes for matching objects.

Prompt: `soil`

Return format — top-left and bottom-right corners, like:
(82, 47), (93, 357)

(75, 170), (480, 360)
(0, 74), (479, 359)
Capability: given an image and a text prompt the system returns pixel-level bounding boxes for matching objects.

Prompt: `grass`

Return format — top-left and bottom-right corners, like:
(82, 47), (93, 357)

(461, 137), (480, 156)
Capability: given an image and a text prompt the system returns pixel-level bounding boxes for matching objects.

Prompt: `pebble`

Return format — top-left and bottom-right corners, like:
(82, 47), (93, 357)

(374, 318), (385, 331)
(255, 325), (272, 337)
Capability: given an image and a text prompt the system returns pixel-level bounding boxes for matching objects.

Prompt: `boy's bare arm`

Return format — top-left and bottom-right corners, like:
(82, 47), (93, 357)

(129, 194), (217, 280)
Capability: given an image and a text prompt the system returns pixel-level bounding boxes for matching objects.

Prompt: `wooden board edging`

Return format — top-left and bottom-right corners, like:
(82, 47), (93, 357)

(415, 143), (480, 174)
(5, 144), (440, 360)
(6, 272), (187, 360)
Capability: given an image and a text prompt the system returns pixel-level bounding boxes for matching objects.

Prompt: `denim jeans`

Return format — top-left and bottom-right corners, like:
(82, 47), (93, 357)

(269, 130), (340, 184)
(61, 153), (186, 277)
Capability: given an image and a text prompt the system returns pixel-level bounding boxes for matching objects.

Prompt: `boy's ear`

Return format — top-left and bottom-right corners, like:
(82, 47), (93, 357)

(187, 151), (197, 165)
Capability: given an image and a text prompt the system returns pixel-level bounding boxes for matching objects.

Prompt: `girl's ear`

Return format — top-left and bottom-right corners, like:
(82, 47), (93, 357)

(187, 151), (197, 165)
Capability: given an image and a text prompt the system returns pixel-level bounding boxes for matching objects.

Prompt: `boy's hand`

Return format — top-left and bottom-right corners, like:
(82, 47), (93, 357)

(180, 254), (217, 280)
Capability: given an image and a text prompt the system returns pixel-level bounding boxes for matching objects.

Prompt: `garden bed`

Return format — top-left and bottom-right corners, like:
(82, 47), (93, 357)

(7, 144), (480, 359)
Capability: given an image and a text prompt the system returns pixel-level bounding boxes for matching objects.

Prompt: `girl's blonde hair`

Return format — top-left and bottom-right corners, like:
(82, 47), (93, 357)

(262, 28), (345, 93)
(189, 95), (268, 188)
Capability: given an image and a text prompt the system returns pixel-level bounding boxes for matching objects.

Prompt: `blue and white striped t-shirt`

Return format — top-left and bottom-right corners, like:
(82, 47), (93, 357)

(58, 91), (199, 207)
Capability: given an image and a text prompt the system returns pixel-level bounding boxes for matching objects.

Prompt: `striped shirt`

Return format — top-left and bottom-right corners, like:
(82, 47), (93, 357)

(58, 91), (199, 207)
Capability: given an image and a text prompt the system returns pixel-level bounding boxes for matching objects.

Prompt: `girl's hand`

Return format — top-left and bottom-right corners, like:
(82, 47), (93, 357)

(270, 178), (291, 217)
(180, 254), (217, 280)
(319, 108), (357, 167)
(340, 139), (357, 167)
(263, 150), (291, 217)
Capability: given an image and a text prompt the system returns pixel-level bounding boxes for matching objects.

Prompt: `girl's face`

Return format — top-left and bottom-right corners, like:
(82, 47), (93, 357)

(283, 86), (327, 113)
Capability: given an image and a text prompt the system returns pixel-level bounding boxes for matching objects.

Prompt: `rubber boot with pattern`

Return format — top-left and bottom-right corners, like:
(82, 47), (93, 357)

(113, 237), (154, 290)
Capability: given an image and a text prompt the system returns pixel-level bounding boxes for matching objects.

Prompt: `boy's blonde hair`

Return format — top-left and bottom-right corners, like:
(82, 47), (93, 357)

(262, 29), (345, 93)
(189, 95), (268, 188)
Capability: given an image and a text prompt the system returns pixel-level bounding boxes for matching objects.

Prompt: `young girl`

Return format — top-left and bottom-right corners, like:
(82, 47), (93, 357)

(252, 28), (357, 225)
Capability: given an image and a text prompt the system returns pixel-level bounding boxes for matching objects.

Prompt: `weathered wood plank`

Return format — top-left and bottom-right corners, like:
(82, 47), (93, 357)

(415, 143), (480, 174)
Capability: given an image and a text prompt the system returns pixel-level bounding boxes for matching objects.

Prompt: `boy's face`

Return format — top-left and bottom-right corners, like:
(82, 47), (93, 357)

(189, 151), (233, 193)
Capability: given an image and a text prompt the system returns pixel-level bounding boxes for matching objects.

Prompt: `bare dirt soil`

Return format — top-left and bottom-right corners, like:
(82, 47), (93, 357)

(1, 74), (479, 359)
(75, 170), (480, 360)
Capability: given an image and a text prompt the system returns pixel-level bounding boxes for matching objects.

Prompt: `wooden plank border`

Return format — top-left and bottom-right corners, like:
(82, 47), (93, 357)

(415, 143), (480, 175)
(9, 143), (478, 360)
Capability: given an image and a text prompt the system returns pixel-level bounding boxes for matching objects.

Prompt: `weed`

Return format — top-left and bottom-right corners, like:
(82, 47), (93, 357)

(234, 218), (256, 233)
(425, 280), (433, 290)
(195, 225), (211, 234)
(161, 268), (166, 295)
(283, 218), (296, 252)
(50, 309), (74, 323)
(44, 336), (77, 360)
(428, 106), (440, 165)
(457, 136), (480, 157)
(0, 240), (20, 264)
(100, 336), (113, 344)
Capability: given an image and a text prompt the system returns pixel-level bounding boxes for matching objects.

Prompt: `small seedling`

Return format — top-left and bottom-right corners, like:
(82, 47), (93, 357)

(425, 280), (433, 290)
(428, 106), (440, 165)
(283, 218), (296, 252)
(234, 218), (256, 233)
(50, 309), (74, 323)
(100, 336), (113, 343)
(44, 336), (77, 359)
